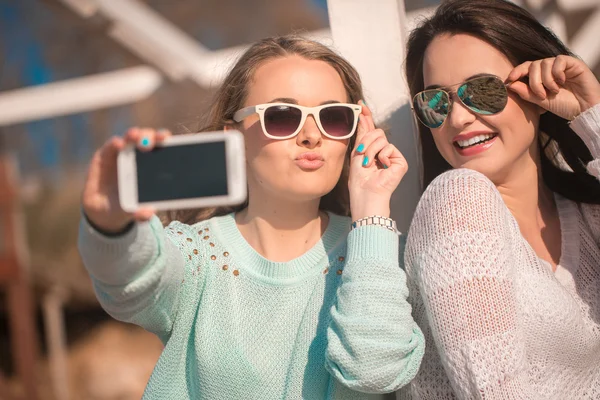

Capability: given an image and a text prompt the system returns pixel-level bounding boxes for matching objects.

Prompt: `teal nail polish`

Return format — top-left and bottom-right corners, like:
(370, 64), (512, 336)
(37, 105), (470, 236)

(357, 144), (365, 153)
(362, 156), (369, 167)
(140, 137), (150, 147)
(384, 164), (389, 169)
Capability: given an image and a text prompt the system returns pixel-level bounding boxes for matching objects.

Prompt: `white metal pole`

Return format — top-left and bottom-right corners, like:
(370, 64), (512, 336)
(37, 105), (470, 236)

(0, 66), (162, 127)
(327, 0), (422, 232)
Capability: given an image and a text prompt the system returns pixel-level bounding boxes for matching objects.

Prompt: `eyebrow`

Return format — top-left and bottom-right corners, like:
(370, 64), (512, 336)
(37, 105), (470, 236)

(267, 98), (342, 105)
(424, 73), (495, 91)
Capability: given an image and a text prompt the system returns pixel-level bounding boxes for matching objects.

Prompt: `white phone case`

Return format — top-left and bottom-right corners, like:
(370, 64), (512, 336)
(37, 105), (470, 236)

(117, 131), (246, 212)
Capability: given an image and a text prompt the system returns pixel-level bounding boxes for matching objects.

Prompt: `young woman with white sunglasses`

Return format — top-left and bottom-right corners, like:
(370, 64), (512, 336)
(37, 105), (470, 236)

(78, 36), (424, 399)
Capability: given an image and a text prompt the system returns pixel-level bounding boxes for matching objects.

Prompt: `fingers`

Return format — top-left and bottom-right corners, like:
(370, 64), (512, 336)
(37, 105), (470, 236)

(551, 55), (567, 85)
(124, 127), (172, 151)
(387, 146), (409, 178)
(508, 57), (576, 100)
(356, 100), (376, 142)
(361, 136), (389, 168)
(508, 58), (562, 103)
(355, 129), (387, 160)
(132, 207), (156, 221)
(98, 135), (126, 160)
(507, 61), (532, 84)
(507, 80), (544, 106)
(360, 100), (376, 131)
(528, 61), (547, 99)
(541, 59), (560, 94)
(378, 143), (408, 175)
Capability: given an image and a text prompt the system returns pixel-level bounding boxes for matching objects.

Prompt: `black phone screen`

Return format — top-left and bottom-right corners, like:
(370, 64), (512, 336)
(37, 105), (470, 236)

(136, 141), (228, 202)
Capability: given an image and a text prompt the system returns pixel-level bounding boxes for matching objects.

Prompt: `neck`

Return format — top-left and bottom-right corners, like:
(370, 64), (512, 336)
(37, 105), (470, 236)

(494, 153), (557, 237)
(235, 193), (328, 262)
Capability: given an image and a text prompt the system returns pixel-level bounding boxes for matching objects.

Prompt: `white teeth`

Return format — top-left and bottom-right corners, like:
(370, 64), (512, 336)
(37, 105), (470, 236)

(457, 133), (496, 148)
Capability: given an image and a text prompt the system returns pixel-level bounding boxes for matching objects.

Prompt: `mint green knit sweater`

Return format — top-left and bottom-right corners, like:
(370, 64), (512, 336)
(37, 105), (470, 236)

(78, 212), (424, 399)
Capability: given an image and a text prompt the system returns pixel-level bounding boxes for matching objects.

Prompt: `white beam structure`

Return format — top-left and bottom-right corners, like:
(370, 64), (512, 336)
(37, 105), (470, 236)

(58, 0), (214, 85)
(327, 0), (423, 232)
(0, 66), (162, 126)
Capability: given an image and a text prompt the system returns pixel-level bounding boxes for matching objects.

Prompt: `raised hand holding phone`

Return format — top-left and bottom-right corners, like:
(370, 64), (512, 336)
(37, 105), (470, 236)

(82, 128), (170, 234)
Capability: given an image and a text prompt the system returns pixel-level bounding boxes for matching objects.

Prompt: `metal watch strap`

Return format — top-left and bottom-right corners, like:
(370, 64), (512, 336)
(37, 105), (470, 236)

(350, 215), (401, 235)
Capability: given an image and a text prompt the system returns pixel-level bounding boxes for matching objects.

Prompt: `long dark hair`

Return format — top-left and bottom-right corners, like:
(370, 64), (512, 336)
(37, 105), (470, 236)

(406, 0), (600, 204)
(167, 35), (365, 224)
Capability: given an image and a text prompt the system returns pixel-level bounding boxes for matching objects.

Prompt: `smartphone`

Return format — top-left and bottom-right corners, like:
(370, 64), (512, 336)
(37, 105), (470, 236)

(117, 131), (247, 212)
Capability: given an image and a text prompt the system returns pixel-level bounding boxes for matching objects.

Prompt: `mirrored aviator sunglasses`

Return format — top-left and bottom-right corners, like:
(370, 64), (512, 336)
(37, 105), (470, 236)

(412, 75), (510, 129)
(233, 103), (362, 140)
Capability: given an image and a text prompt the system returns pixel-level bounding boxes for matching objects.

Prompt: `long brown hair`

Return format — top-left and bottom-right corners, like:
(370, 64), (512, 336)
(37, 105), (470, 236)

(167, 35), (365, 224)
(406, 0), (600, 204)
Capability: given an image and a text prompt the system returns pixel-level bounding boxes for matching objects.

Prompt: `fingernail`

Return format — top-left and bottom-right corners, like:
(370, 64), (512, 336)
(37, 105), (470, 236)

(356, 144), (365, 153)
(140, 137), (150, 147)
(384, 164), (389, 169)
(362, 156), (369, 167)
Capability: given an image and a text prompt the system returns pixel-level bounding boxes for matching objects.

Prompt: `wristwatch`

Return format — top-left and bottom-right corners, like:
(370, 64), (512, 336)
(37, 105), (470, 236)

(351, 215), (401, 235)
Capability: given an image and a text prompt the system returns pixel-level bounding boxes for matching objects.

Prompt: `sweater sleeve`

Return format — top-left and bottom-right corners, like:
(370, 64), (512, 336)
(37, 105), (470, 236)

(570, 102), (600, 180)
(405, 168), (540, 399)
(570, 103), (600, 247)
(77, 215), (204, 343)
(325, 225), (425, 394)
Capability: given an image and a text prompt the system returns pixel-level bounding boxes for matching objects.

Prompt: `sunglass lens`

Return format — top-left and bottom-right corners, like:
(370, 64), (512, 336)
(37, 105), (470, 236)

(319, 106), (355, 137)
(458, 76), (507, 115)
(264, 105), (302, 137)
(413, 90), (449, 128)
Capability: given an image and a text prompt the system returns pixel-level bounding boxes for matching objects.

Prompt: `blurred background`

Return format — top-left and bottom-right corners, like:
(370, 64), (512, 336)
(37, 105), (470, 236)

(0, 0), (598, 399)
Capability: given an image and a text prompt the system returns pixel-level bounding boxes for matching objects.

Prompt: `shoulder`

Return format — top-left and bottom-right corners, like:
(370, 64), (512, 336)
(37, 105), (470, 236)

(406, 169), (520, 281)
(424, 168), (500, 203)
(416, 169), (507, 223)
(408, 168), (517, 247)
(163, 216), (223, 255)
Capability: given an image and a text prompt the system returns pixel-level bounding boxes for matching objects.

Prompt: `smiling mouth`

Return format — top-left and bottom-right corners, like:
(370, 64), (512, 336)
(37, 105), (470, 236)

(454, 133), (498, 149)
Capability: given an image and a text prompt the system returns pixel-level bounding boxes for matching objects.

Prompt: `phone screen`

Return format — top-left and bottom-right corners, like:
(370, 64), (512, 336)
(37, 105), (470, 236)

(136, 141), (228, 202)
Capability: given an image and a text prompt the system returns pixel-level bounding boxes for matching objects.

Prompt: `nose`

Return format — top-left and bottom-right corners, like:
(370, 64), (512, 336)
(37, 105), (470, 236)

(446, 95), (477, 130)
(296, 113), (322, 148)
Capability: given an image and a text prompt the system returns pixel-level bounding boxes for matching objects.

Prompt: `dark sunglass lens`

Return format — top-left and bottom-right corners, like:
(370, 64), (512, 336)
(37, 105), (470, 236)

(320, 106), (354, 137)
(458, 76), (508, 115)
(413, 90), (449, 128)
(264, 105), (302, 137)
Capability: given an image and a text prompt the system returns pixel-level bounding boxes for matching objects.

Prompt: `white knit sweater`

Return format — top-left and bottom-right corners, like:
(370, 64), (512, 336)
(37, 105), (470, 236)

(398, 104), (600, 400)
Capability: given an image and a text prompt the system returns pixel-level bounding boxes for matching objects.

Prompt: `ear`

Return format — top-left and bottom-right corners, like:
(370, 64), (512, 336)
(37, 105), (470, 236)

(224, 124), (233, 132)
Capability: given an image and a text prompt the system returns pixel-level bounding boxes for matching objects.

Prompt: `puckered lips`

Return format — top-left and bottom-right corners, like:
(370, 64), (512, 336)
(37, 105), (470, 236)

(295, 152), (325, 170)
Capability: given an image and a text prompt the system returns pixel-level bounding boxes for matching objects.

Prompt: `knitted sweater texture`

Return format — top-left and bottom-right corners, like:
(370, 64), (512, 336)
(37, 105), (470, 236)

(78, 211), (424, 399)
(398, 104), (600, 399)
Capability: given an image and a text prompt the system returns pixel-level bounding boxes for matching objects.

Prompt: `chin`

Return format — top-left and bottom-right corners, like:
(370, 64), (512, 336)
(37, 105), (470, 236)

(283, 181), (337, 203)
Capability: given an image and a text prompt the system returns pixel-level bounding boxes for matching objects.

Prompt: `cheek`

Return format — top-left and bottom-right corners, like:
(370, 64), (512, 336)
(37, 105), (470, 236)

(495, 96), (540, 146)
(329, 141), (350, 171)
(430, 128), (454, 159)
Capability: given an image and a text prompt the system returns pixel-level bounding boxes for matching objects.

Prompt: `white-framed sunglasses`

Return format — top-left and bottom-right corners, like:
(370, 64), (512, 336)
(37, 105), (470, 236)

(233, 103), (362, 140)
